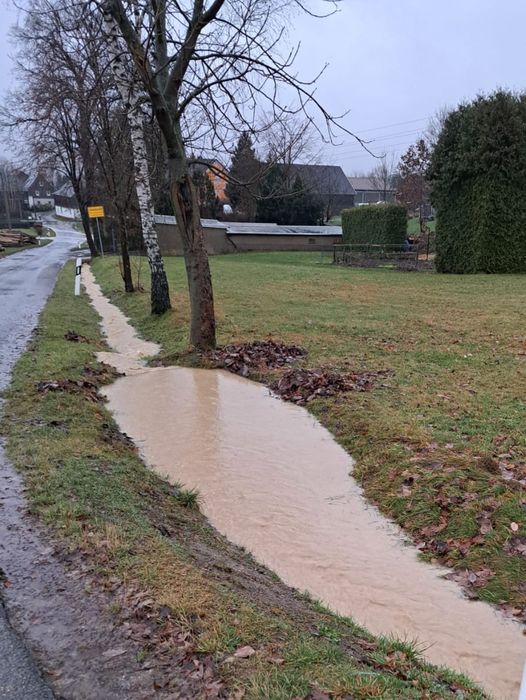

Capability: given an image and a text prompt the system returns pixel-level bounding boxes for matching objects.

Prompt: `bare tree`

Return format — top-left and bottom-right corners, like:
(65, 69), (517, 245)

(260, 114), (321, 169)
(98, 0), (346, 349)
(424, 106), (451, 148)
(6, 0), (172, 310)
(0, 161), (23, 229)
(5, 3), (103, 256)
(368, 153), (397, 202)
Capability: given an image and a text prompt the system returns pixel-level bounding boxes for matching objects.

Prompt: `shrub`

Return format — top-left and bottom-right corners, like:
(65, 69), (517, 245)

(429, 90), (526, 273)
(341, 204), (407, 245)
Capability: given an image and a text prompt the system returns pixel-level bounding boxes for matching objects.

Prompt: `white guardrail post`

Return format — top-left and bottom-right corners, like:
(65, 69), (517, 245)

(74, 257), (82, 296)
(519, 663), (526, 700)
(519, 661), (526, 700)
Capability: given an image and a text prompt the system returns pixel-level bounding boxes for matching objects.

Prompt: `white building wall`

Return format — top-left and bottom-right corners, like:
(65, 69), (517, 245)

(55, 204), (81, 220)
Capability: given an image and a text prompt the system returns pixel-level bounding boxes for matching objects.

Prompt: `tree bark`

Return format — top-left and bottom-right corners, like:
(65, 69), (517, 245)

(116, 209), (134, 292)
(73, 185), (98, 257)
(170, 171), (216, 349)
(101, 10), (171, 314)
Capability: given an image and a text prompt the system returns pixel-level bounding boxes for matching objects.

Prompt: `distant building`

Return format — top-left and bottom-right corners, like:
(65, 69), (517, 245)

(347, 177), (396, 205)
(189, 159), (228, 202)
(287, 163), (355, 218)
(54, 182), (81, 220)
(24, 173), (55, 209)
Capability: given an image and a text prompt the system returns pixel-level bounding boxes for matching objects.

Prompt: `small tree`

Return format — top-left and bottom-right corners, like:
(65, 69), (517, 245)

(192, 169), (221, 219)
(225, 132), (260, 220)
(397, 139), (431, 215)
(369, 154), (396, 202)
(0, 161), (23, 229)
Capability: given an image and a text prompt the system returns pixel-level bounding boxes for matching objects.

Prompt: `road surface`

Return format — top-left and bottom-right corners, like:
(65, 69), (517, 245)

(0, 220), (83, 699)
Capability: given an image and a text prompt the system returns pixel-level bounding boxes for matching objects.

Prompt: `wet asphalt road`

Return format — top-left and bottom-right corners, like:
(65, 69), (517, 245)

(0, 220), (83, 699)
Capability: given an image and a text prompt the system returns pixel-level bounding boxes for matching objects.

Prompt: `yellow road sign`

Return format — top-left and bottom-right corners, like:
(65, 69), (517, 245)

(88, 205), (105, 219)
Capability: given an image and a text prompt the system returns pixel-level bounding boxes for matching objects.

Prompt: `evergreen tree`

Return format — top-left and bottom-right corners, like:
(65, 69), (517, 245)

(397, 139), (431, 215)
(256, 168), (323, 225)
(226, 132), (260, 219)
(192, 168), (221, 219)
(429, 90), (526, 273)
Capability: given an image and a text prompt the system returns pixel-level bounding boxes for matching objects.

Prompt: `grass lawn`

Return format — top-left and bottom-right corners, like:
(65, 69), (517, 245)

(2, 263), (487, 698)
(92, 252), (526, 619)
(407, 217), (436, 236)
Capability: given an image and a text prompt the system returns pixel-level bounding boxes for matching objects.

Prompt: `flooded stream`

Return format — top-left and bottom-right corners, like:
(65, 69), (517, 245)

(84, 266), (526, 700)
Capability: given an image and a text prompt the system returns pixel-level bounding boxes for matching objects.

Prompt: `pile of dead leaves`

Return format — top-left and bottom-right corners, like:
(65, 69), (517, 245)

(36, 378), (100, 402)
(205, 340), (306, 377)
(270, 368), (386, 405)
(65, 330), (91, 343)
(83, 363), (122, 383)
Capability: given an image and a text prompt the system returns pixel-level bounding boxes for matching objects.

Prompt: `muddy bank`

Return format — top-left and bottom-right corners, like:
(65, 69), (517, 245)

(83, 265), (526, 700)
(0, 447), (163, 699)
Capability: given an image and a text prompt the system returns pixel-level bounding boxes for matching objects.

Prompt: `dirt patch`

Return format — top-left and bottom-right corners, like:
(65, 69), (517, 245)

(270, 367), (390, 405)
(36, 378), (100, 402)
(204, 340), (306, 377)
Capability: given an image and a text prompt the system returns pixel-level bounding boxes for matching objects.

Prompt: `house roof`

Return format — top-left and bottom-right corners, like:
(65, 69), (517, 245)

(24, 172), (53, 193)
(154, 214), (342, 237)
(347, 176), (396, 192)
(289, 164), (355, 196)
(53, 182), (76, 198)
(24, 173), (39, 191)
(189, 158), (226, 174)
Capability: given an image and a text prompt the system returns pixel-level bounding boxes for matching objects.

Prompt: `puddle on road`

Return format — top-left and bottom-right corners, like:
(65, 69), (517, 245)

(84, 265), (526, 700)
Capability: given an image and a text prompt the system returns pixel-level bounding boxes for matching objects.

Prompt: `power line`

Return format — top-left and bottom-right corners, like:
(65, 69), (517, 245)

(334, 138), (422, 158)
(351, 116), (430, 135)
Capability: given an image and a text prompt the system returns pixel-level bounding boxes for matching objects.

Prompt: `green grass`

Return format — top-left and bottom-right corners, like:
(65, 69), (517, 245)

(408, 217), (436, 235)
(92, 252), (526, 618)
(2, 260), (486, 699)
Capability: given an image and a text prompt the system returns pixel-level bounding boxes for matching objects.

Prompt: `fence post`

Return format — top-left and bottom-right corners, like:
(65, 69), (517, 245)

(74, 257), (82, 296)
(518, 661), (526, 700)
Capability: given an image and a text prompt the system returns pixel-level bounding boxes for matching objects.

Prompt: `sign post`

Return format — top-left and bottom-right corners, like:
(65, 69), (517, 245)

(74, 257), (82, 296)
(87, 205), (105, 256)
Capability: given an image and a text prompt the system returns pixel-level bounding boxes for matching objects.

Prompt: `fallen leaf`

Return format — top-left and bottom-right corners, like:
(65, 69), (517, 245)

(479, 520), (493, 535)
(233, 645), (256, 659)
(101, 648), (127, 660)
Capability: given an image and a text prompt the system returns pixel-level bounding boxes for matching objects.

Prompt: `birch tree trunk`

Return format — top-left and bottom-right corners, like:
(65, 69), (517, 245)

(101, 11), (171, 314)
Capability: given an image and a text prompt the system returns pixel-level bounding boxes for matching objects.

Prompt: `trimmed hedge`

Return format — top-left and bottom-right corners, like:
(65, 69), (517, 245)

(341, 204), (407, 245)
(430, 91), (526, 273)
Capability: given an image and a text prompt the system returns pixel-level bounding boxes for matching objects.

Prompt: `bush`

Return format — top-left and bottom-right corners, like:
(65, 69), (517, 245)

(341, 204), (407, 245)
(430, 90), (526, 273)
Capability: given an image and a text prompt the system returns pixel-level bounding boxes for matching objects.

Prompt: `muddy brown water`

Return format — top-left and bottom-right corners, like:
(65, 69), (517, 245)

(84, 266), (526, 700)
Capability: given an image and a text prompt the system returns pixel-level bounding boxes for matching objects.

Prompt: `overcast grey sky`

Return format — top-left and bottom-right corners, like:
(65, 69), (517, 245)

(290, 0), (526, 173)
(0, 0), (525, 173)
